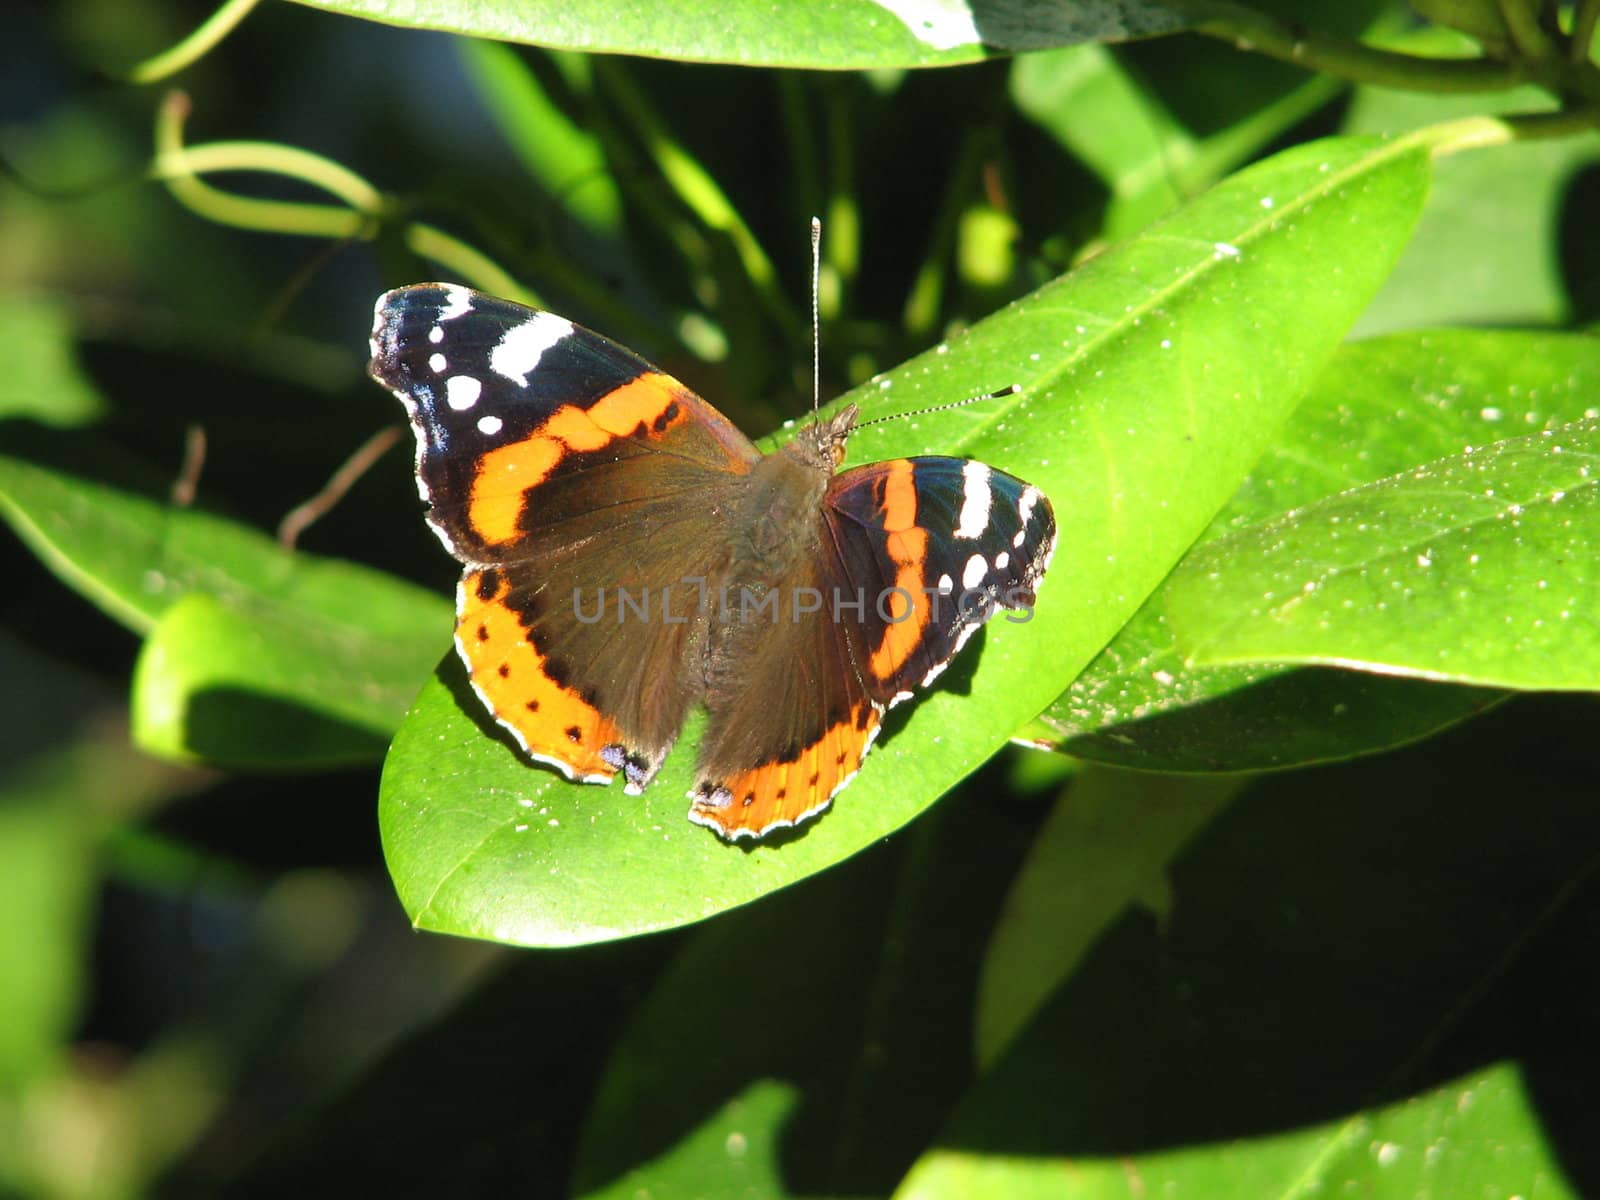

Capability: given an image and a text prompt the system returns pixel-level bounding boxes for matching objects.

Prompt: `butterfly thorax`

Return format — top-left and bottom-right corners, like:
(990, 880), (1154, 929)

(720, 404), (855, 578)
(726, 442), (832, 582)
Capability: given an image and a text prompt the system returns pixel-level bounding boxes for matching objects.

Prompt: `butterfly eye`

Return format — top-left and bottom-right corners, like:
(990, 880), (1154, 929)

(829, 442), (847, 469)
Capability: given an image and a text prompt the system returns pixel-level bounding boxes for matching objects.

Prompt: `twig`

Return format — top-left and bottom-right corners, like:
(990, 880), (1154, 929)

(1185, 2), (1526, 92)
(171, 425), (207, 507)
(278, 426), (404, 549)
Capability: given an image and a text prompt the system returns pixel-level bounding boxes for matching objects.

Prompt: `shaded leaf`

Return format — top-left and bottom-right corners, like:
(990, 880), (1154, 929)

(899, 700), (1600, 1196)
(0, 452), (450, 763)
(973, 768), (1238, 1068)
(1012, 41), (1342, 240)
(1341, 43), (1600, 335)
(571, 783), (1035, 1198)
(132, 592), (398, 768)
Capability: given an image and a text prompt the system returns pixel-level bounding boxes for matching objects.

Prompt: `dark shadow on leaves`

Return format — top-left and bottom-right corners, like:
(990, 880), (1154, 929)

(181, 686), (387, 769)
(934, 692), (1600, 1195)
(1059, 665), (1506, 772)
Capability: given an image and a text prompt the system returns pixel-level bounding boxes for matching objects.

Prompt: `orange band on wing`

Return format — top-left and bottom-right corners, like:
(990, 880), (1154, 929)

(878, 456), (918, 528)
(466, 373), (688, 546)
(690, 704), (881, 839)
(870, 524), (931, 680)
(456, 570), (624, 782)
(866, 459), (933, 680)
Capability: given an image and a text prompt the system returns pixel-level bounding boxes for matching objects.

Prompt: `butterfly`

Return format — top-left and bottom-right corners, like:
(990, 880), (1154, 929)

(369, 284), (1056, 840)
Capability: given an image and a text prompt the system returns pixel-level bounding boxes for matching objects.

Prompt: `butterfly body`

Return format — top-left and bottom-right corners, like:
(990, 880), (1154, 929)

(370, 284), (1055, 840)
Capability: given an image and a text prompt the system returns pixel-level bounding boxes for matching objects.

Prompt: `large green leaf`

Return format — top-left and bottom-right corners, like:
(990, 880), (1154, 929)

(0, 452), (450, 764)
(1043, 328), (1600, 770)
(289, 0), (1191, 68)
(1167, 415), (1600, 687)
(381, 133), (1431, 947)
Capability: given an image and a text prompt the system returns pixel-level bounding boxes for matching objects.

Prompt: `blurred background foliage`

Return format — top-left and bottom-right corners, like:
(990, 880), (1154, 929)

(2, 0), (1600, 1195)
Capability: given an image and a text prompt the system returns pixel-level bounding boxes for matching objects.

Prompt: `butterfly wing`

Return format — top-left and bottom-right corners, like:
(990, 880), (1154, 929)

(827, 456), (1056, 702)
(690, 545), (885, 840)
(371, 284), (761, 789)
(688, 454), (1055, 839)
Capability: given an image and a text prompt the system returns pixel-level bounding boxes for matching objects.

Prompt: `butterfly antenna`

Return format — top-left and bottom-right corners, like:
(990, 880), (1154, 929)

(810, 216), (822, 416)
(854, 385), (1021, 430)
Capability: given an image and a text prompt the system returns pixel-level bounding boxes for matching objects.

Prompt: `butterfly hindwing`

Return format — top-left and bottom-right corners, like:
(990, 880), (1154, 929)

(689, 544), (885, 839)
(687, 453), (1056, 839)
(825, 456), (1057, 702)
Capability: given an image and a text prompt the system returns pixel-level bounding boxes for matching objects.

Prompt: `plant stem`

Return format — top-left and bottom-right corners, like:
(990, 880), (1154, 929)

(150, 93), (533, 300)
(594, 59), (798, 341)
(1414, 106), (1600, 156)
(1496, 0), (1558, 60)
(1573, 0), (1600, 64)
(126, 0), (262, 84)
(1184, 2), (1525, 92)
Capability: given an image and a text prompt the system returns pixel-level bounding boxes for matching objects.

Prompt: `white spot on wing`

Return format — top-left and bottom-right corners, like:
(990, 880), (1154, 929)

(962, 553), (986, 589)
(994, 550), (1009, 570)
(937, 573), (954, 594)
(428, 352), (447, 373)
(1017, 485), (1041, 529)
(427, 325), (444, 344)
(477, 414), (503, 436)
(445, 375), (482, 411)
(955, 461), (992, 539)
(438, 285), (474, 322)
(490, 313), (574, 383)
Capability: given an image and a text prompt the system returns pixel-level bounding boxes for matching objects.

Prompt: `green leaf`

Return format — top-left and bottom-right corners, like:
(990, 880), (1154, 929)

(1042, 327), (1600, 771)
(380, 133), (1431, 948)
(0, 299), (105, 428)
(571, 788), (1033, 1198)
(0, 633), (179, 1092)
(1012, 41), (1342, 240)
(457, 42), (624, 241)
(1341, 42), (1600, 335)
(1168, 415), (1600, 688)
(290, 0), (1192, 68)
(973, 769), (1238, 1069)
(132, 592), (402, 768)
(898, 1063), (1572, 1198)
(897, 718), (1600, 1197)
(0, 452), (450, 763)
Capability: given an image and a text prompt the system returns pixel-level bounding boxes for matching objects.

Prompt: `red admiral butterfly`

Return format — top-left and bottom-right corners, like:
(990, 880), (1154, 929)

(370, 285), (1056, 839)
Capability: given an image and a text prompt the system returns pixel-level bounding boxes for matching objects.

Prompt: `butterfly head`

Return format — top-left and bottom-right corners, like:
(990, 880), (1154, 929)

(792, 402), (859, 472)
